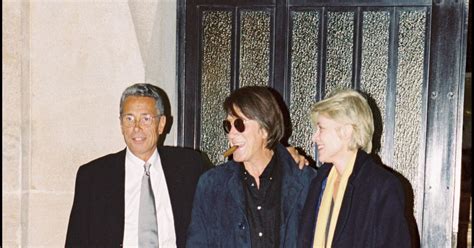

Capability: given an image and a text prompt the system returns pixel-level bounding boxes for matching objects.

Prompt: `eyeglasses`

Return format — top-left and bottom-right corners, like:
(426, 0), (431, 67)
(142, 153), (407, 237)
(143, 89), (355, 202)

(223, 118), (246, 134)
(120, 114), (161, 127)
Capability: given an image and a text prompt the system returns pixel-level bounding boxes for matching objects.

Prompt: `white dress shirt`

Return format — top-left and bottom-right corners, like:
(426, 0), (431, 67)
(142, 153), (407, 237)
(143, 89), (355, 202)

(122, 148), (177, 247)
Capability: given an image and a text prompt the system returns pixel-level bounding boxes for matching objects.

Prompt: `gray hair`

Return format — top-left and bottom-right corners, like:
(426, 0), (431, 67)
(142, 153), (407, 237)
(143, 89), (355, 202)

(119, 83), (164, 115)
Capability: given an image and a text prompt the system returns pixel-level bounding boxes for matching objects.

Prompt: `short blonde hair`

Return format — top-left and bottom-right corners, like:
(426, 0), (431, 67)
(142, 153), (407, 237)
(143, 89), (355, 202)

(311, 89), (374, 153)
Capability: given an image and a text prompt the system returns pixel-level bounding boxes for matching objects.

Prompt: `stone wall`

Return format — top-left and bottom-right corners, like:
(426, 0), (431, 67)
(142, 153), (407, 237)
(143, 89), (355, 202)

(2, 0), (177, 246)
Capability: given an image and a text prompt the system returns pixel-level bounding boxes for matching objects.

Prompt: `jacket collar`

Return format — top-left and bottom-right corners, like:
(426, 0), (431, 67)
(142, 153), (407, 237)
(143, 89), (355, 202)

(319, 149), (371, 185)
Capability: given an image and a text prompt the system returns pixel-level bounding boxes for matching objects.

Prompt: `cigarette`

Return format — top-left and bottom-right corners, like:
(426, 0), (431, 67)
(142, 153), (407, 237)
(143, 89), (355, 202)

(223, 146), (238, 158)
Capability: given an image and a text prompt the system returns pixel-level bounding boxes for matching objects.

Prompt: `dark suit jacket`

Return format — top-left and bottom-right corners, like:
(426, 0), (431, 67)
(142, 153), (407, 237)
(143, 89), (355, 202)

(186, 143), (317, 247)
(65, 146), (211, 247)
(298, 150), (411, 248)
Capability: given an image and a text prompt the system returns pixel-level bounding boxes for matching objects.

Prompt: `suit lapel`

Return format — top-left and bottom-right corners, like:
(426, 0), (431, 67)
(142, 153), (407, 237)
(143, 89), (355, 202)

(333, 181), (353, 242)
(157, 147), (183, 207)
(159, 147), (177, 184)
(116, 149), (126, 221)
(333, 150), (367, 242)
(106, 149), (126, 243)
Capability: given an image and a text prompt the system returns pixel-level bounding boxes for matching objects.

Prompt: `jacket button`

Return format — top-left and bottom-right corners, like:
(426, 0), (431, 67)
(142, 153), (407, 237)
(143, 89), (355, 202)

(238, 223), (245, 230)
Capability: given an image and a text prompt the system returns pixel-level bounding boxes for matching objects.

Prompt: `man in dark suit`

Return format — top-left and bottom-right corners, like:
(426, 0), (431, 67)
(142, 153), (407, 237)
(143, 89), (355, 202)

(65, 83), (211, 247)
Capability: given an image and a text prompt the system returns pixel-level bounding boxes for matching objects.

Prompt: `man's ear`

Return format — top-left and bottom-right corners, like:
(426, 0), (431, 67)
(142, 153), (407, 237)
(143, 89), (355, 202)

(157, 116), (167, 135)
(259, 126), (269, 139)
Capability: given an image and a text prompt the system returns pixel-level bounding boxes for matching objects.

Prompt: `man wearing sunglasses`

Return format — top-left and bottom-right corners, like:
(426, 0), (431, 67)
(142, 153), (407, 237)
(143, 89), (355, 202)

(187, 86), (317, 247)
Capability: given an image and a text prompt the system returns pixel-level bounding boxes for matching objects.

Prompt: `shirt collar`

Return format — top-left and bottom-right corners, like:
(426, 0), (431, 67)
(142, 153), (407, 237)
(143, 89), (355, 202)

(126, 147), (159, 167)
(241, 151), (278, 180)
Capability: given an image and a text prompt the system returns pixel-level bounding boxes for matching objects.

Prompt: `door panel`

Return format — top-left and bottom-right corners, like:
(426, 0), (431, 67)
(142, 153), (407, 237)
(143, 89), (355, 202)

(200, 10), (233, 166)
(178, 1), (468, 246)
(239, 10), (272, 87)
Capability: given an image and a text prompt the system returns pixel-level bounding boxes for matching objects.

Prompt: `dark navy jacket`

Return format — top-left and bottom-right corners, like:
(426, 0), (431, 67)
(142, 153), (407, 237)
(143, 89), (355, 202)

(187, 144), (317, 247)
(298, 150), (411, 247)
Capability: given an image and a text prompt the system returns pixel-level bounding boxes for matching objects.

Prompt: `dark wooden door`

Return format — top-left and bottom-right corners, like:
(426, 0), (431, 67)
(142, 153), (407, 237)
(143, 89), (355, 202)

(177, 0), (469, 246)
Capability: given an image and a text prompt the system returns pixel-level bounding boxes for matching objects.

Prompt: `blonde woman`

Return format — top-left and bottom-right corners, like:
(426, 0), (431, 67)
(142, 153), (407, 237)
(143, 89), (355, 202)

(298, 89), (411, 247)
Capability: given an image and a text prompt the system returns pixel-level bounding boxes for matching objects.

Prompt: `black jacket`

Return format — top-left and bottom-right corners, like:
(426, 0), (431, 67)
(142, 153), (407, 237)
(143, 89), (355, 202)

(298, 150), (411, 247)
(187, 143), (317, 247)
(65, 146), (211, 247)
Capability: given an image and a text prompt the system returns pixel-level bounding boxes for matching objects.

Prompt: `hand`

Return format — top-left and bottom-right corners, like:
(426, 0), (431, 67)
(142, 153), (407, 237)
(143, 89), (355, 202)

(286, 146), (309, 169)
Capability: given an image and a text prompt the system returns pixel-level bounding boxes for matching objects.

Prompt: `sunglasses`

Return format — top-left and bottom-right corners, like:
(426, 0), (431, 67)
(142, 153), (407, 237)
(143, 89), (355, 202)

(223, 118), (246, 134)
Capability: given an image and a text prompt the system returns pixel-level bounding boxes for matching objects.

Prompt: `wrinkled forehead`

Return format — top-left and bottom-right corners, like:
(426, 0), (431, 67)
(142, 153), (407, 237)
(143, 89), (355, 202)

(122, 96), (159, 114)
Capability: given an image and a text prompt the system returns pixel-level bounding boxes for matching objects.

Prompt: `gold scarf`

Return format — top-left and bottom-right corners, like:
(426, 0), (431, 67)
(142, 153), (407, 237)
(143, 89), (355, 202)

(312, 151), (357, 248)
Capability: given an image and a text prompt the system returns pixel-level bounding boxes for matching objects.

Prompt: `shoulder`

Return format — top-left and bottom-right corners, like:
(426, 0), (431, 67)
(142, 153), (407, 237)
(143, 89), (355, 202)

(275, 144), (317, 179)
(78, 149), (125, 174)
(158, 146), (213, 172)
(356, 151), (403, 189)
(159, 146), (209, 163)
(159, 146), (201, 156)
(198, 161), (238, 184)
